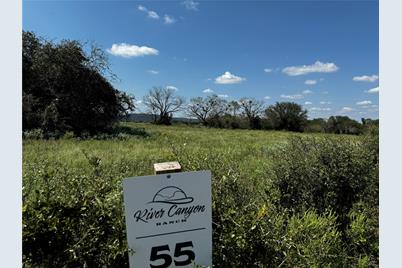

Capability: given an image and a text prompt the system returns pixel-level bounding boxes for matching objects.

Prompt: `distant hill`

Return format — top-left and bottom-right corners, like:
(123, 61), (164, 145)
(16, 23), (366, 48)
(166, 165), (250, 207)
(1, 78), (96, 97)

(121, 113), (199, 123)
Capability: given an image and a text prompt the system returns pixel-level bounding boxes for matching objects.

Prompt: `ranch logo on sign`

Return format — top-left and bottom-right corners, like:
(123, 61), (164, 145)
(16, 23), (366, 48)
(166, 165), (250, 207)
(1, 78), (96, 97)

(133, 186), (206, 226)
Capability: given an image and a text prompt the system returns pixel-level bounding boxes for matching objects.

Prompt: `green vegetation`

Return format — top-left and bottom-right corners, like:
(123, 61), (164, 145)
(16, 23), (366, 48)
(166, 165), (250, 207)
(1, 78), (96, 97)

(23, 31), (135, 137)
(21, 31), (379, 268)
(23, 123), (378, 267)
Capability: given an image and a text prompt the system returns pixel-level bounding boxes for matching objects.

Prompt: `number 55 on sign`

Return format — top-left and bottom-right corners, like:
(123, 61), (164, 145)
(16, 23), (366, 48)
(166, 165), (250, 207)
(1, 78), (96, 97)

(123, 171), (212, 267)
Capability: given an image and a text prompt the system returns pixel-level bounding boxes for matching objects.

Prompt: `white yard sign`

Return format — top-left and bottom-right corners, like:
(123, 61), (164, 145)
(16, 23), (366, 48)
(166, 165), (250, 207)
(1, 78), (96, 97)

(123, 171), (212, 268)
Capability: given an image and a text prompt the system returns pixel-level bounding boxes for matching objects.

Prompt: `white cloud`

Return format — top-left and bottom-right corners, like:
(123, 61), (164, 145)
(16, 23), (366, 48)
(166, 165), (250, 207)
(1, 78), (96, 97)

(302, 90), (313, 94)
(341, 107), (353, 112)
(182, 0), (199, 10)
(356, 100), (372, 105)
(138, 5), (147, 12)
(135, 100), (143, 105)
(280, 94), (304, 100)
(264, 68), (273, 73)
(353, 74), (379, 82)
(305, 79), (317, 85)
(263, 96), (271, 100)
(107, 43), (159, 58)
(218, 94), (229, 98)
(215, 71), (246, 84)
(166, 85), (178, 91)
(310, 107), (331, 111)
(147, 70), (159, 75)
(320, 101), (331, 105)
(203, 88), (214, 93)
(304, 101), (313, 105)
(164, 14), (176, 24)
(138, 5), (160, 20)
(282, 61), (339, 76)
(366, 87), (379, 94)
(147, 10), (160, 19)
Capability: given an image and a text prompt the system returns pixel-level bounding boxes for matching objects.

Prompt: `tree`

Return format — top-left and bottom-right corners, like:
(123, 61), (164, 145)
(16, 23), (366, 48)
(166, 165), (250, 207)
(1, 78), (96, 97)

(227, 100), (241, 116)
(305, 118), (327, 133)
(187, 95), (217, 125)
(116, 91), (136, 117)
(239, 98), (264, 129)
(264, 102), (308, 132)
(326, 116), (363, 135)
(22, 31), (135, 136)
(143, 87), (185, 125)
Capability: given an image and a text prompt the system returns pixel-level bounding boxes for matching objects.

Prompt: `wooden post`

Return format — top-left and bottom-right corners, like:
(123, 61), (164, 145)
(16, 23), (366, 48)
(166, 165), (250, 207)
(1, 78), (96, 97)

(153, 161), (182, 175)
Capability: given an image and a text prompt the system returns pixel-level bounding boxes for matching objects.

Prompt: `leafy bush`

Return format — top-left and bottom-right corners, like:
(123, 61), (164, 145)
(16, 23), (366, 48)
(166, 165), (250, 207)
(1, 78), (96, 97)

(23, 155), (128, 267)
(271, 136), (377, 227)
(269, 134), (378, 266)
(280, 210), (346, 267)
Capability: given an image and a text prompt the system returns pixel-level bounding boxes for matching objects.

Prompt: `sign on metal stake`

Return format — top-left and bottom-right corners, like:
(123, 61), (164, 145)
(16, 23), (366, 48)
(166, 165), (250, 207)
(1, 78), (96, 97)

(123, 166), (212, 268)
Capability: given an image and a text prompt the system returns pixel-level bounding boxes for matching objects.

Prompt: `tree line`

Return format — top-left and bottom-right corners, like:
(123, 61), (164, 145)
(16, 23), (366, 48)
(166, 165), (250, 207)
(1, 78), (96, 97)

(140, 87), (378, 135)
(23, 32), (377, 137)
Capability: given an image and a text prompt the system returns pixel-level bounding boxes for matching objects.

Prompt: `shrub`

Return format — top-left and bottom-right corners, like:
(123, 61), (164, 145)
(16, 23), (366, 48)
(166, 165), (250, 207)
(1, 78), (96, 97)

(23, 154), (128, 267)
(271, 136), (377, 228)
(280, 210), (346, 267)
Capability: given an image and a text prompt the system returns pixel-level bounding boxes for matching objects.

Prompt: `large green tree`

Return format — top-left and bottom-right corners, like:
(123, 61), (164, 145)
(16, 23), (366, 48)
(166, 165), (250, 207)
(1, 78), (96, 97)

(22, 31), (134, 136)
(264, 102), (308, 132)
(326, 116), (363, 135)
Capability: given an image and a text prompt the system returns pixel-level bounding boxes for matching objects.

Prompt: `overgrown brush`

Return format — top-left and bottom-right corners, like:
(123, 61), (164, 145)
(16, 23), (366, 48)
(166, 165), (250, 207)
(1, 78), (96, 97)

(22, 123), (378, 267)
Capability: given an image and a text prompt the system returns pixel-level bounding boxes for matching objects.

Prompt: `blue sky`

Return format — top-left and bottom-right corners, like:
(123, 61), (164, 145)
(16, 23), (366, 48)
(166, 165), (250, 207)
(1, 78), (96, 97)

(23, 0), (379, 119)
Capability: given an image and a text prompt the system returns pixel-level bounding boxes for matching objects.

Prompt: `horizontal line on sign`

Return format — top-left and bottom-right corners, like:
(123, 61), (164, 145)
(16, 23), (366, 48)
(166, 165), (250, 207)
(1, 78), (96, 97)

(136, 227), (206, 239)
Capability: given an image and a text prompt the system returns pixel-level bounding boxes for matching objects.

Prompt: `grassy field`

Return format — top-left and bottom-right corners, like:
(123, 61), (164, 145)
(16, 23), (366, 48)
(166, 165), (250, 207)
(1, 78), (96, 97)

(22, 123), (377, 267)
(23, 122), (350, 178)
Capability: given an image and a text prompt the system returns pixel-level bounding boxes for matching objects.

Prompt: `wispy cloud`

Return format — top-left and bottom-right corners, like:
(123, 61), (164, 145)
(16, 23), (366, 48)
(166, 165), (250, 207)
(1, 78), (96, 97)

(148, 11), (160, 19)
(366, 87), (379, 94)
(310, 107), (331, 111)
(138, 5), (160, 19)
(264, 68), (273, 73)
(164, 14), (176, 24)
(280, 94), (304, 100)
(263, 96), (271, 100)
(147, 70), (159, 75)
(356, 100), (372, 105)
(305, 79), (317, 85)
(215, 71), (246, 84)
(304, 101), (313, 105)
(166, 85), (178, 91)
(353, 74), (379, 82)
(341, 107), (353, 112)
(182, 0), (199, 11)
(320, 101), (331, 105)
(302, 90), (313, 95)
(218, 94), (229, 98)
(282, 61), (339, 76)
(203, 88), (214, 93)
(107, 43), (159, 58)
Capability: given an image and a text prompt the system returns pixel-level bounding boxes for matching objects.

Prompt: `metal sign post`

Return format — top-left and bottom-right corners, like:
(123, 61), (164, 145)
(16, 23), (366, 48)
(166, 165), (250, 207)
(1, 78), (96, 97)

(123, 166), (212, 268)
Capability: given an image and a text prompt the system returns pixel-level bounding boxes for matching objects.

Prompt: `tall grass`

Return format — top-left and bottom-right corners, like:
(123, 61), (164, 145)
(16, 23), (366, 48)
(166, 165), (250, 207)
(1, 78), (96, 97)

(22, 123), (377, 267)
